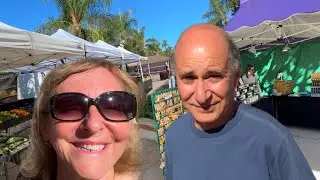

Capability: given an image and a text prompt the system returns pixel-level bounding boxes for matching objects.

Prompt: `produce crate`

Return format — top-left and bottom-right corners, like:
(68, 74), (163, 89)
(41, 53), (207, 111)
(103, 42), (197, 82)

(0, 100), (33, 134)
(274, 80), (294, 95)
(311, 73), (320, 82)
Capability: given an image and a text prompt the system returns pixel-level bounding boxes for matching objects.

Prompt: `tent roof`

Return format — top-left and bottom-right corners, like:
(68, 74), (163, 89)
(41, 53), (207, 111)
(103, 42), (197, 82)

(229, 11), (320, 49)
(0, 22), (84, 71)
(51, 29), (122, 61)
(225, 0), (320, 49)
(94, 41), (141, 64)
(117, 46), (143, 63)
(225, 0), (320, 32)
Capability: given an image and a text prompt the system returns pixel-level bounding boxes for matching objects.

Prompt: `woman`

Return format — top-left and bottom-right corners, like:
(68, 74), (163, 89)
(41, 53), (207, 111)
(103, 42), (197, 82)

(18, 59), (141, 180)
(241, 64), (259, 85)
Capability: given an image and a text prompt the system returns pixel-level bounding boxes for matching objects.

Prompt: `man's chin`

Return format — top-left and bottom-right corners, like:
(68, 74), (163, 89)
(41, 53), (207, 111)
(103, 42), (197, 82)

(193, 113), (218, 124)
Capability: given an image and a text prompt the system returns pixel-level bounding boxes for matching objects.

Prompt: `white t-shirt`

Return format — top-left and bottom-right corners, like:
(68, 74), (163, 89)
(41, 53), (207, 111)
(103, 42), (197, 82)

(242, 74), (258, 85)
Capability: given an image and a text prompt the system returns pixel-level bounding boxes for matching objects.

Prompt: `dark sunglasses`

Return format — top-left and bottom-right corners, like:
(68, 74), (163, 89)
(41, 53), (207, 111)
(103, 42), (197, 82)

(49, 91), (137, 122)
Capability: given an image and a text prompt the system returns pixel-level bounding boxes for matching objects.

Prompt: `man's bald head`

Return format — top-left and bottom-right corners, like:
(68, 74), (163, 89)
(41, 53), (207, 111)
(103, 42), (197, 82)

(172, 24), (240, 76)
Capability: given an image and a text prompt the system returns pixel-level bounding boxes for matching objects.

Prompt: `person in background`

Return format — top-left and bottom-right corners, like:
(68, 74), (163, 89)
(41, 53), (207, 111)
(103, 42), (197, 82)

(164, 24), (315, 180)
(242, 64), (258, 85)
(17, 59), (141, 180)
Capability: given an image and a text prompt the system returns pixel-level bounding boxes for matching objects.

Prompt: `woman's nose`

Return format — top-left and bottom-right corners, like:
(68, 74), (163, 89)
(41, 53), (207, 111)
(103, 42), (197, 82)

(80, 105), (105, 135)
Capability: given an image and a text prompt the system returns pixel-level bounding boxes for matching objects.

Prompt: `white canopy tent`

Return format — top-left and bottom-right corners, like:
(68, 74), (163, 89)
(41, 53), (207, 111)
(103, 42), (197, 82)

(228, 11), (320, 50)
(51, 29), (123, 62)
(0, 22), (84, 71)
(94, 40), (147, 79)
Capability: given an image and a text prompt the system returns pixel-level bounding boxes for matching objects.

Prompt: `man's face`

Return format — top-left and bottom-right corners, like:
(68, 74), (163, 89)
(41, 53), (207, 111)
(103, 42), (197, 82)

(175, 31), (238, 130)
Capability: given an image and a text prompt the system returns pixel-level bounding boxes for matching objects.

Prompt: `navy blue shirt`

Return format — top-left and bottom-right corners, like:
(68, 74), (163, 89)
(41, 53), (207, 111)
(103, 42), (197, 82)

(165, 104), (316, 180)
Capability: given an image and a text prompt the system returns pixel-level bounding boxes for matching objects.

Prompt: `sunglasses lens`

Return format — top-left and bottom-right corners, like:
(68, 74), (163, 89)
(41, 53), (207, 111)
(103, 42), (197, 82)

(99, 92), (136, 121)
(53, 94), (87, 121)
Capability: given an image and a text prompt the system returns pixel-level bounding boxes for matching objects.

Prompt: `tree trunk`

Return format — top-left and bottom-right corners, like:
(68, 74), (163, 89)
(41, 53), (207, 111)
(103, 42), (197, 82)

(70, 11), (82, 36)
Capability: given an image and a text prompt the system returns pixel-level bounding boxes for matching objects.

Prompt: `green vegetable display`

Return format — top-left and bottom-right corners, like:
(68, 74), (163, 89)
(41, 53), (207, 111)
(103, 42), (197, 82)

(0, 135), (29, 156)
(0, 111), (19, 124)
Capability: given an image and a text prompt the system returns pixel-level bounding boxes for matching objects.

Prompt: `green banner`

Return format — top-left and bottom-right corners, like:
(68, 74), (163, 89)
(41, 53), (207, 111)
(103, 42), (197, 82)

(240, 40), (320, 96)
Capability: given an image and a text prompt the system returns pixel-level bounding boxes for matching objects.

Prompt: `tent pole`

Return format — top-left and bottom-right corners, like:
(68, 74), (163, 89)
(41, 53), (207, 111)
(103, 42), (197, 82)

(139, 61), (144, 82)
(147, 62), (151, 76)
(83, 42), (87, 59)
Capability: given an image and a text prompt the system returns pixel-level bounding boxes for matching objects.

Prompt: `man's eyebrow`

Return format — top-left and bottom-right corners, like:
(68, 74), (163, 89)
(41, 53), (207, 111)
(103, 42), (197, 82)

(178, 71), (195, 77)
(204, 70), (224, 76)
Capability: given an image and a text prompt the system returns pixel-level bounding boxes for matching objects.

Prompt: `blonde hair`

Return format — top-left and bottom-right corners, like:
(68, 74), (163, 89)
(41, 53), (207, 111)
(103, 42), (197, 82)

(20, 59), (142, 180)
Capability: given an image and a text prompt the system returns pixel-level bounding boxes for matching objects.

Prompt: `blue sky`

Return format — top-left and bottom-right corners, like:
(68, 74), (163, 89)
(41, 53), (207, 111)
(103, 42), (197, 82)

(0, 0), (209, 47)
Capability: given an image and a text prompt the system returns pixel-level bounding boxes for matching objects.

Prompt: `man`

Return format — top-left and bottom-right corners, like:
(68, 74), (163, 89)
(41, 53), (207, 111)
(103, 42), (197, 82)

(165, 24), (315, 180)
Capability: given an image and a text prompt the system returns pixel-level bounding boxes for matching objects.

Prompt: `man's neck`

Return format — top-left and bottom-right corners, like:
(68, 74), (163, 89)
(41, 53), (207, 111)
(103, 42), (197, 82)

(195, 101), (240, 131)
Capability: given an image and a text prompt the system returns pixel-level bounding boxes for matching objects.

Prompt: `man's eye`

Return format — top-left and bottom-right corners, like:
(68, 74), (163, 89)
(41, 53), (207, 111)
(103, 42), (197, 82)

(210, 74), (223, 79)
(183, 76), (194, 80)
(181, 76), (195, 83)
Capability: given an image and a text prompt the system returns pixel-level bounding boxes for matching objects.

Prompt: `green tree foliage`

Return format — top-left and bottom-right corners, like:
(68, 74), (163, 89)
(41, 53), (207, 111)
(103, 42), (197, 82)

(203, 0), (240, 27)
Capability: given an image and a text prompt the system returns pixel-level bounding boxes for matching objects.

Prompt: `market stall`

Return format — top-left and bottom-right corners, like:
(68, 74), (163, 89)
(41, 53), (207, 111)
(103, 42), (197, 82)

(0, 97), (33, 180)
(224, 0), (320, 128)
(151, 88), (184, 174)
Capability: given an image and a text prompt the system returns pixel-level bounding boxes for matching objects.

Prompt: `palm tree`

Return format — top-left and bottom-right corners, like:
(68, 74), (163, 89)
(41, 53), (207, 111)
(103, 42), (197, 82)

(203, 0), (240, 27)
(145, 38), (161, 55)
(125, 26), (147, 56)
(37, 0), (112, 39)
(114, 9), (138, 47)
(161, 40), (168, 50)
(227, 0), (240, 15)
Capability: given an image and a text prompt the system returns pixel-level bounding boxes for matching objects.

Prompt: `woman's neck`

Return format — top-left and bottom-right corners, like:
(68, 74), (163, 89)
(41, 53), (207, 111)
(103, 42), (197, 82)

(56, 164), (115, 180)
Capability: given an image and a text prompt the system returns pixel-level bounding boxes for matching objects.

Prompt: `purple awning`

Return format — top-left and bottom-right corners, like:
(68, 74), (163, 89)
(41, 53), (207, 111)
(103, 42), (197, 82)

(225, 0), (320, 32)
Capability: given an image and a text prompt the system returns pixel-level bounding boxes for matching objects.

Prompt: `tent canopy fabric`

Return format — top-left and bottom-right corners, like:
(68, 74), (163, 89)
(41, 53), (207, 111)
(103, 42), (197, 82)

(51, 29), (122, 61)
(225, 0), (320, 49)
(117, 46), (143, 64)
(0, 22), (84, 71)
(94, 41), (141, 64)
(225, 0), (320, 32)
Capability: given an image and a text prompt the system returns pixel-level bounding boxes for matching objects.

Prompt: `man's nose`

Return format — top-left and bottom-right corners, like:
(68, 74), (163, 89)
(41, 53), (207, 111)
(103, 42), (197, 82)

(194, 80), (211, 105)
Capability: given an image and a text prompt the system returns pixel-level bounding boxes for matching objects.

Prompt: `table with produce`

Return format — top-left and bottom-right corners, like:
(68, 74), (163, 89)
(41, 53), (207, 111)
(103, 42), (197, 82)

(0, 100), (33, 164)
(0, 100), (33, 179)
(0, 100), (33, 132)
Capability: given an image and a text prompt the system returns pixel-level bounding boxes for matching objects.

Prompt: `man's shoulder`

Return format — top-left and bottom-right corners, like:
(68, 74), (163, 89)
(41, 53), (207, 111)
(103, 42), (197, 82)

(240, 104), (290, 140)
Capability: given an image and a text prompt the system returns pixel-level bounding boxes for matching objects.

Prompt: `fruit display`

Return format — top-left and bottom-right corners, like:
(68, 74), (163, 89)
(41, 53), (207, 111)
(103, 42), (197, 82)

(0, 107), (32, 124)
(10, 109), (30, 116)
(151, 88), (184, 172)
(0, 135), (29, 156)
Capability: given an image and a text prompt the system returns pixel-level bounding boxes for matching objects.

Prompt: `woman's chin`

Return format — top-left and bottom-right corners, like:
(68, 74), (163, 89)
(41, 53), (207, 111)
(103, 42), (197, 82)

(74, 165), (113, 180)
